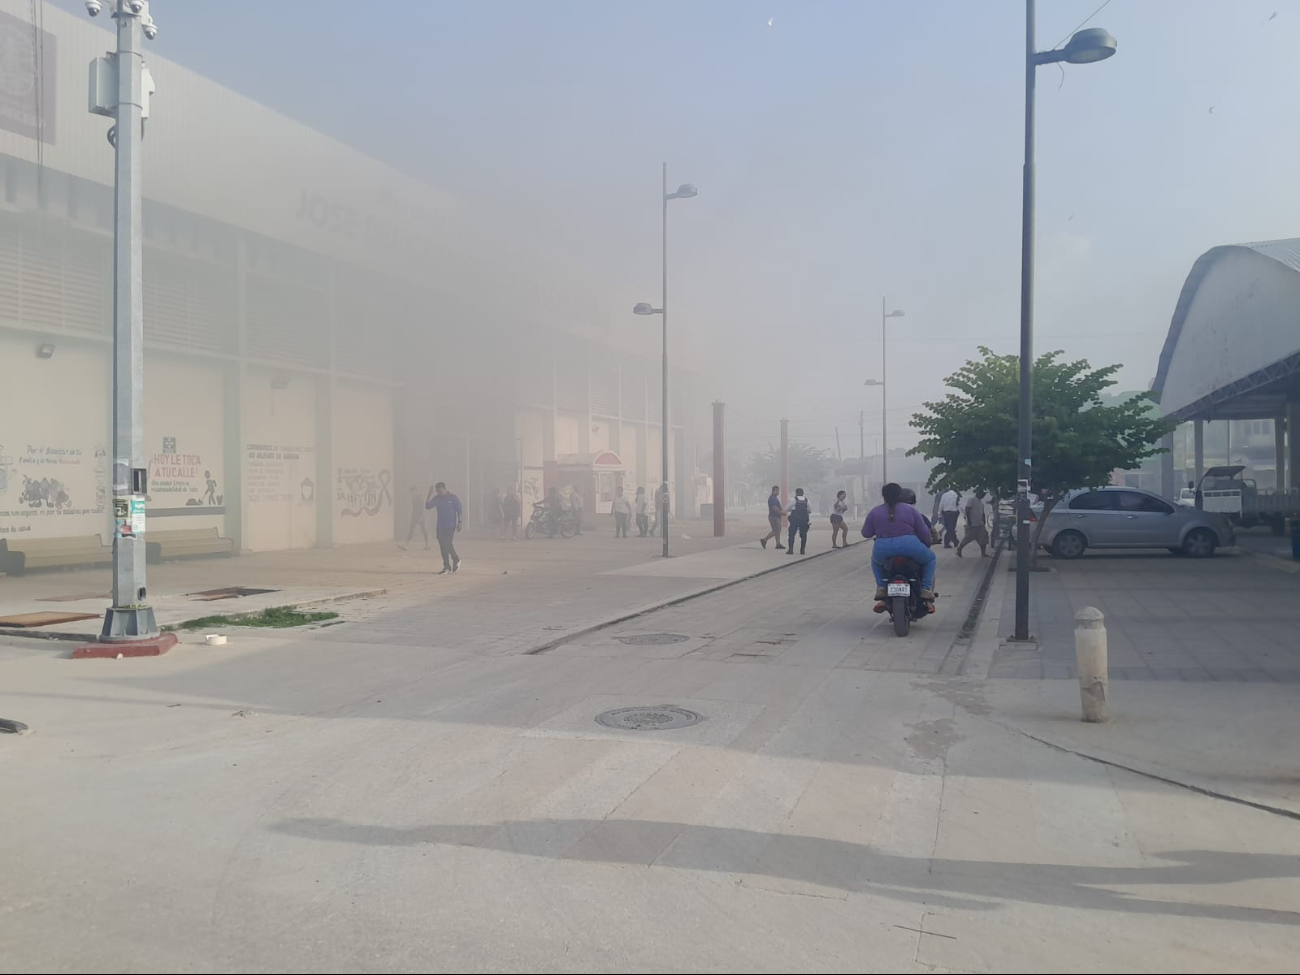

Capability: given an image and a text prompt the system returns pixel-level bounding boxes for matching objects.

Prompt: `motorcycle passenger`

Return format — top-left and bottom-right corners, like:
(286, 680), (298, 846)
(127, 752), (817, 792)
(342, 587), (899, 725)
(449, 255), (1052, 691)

(862, 482), (937, 606)
(786, 487), (812, 555)
(900, 488), (938, 544)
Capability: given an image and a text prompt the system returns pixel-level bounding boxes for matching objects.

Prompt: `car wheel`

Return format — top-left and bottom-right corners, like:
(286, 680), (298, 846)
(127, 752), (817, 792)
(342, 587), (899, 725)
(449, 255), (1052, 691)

(1052, 530), (1086, 560)
(1182, 528), (1216, 558)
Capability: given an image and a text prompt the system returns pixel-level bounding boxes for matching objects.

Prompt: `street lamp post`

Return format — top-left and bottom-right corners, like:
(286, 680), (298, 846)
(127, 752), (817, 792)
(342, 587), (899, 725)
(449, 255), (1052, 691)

(634, 163), (696, 559)
(1013, 2), (1116, 642)
(86, 0), (164, 647)
(879, 300), (904, 484)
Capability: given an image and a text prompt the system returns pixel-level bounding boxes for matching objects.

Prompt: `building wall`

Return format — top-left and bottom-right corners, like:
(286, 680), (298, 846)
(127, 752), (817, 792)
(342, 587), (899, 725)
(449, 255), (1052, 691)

(0, 330), (109, 540)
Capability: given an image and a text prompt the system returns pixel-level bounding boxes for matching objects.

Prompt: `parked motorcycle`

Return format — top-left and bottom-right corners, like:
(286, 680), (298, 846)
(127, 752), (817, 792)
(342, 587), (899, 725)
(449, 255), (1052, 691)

(882, 556), (933, 637)
(524, 501), (577, 539)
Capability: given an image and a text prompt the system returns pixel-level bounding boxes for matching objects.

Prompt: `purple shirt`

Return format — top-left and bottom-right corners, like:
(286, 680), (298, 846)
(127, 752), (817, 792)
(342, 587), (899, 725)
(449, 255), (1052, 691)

(861, 502), (930, 541)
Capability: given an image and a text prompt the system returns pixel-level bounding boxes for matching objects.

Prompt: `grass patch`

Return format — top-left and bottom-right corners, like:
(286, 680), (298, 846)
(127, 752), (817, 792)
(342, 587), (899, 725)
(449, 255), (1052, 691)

(171, 605), (340, 632)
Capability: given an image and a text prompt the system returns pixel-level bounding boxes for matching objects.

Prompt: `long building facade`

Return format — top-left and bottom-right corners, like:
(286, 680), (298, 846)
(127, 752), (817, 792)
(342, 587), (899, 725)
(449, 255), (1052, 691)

(0, 3), (707, 553)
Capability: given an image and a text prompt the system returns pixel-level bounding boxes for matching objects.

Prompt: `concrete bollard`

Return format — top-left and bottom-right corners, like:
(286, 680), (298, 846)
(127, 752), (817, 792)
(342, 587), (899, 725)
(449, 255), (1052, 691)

(1074, 606), (1108, 723)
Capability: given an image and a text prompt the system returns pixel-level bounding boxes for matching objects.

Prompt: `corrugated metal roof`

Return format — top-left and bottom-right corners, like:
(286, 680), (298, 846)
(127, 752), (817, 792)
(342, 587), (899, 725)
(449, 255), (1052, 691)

(1151, 237), (1300, 407)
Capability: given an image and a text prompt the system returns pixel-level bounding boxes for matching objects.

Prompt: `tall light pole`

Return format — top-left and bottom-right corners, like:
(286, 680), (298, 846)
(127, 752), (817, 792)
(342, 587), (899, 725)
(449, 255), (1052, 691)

(633, 163), (696, 558)
(85, 0), (165, 649)
(868, 300), (904, 487)
(1013, 3), (1116, 642)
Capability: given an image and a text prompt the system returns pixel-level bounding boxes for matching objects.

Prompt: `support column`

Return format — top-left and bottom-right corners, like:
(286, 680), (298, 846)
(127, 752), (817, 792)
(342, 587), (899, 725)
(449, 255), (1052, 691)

(1288, 403), (1300, 494)
(1193, 419), (1205, 484)
(315, 270), (337, 548)
(1159, 430), (1175, 499)
(1275, 414), (1288, 492)
(224, 237), (248, 551)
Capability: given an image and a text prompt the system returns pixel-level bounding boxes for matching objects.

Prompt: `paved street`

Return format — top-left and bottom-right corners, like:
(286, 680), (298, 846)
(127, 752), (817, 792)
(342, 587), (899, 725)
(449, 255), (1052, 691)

(3, 539), (1299, 973)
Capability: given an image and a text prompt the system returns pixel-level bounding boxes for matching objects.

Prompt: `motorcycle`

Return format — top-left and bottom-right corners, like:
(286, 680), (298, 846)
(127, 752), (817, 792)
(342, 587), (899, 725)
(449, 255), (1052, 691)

(524, 501), (577, 539)
(882, 556), (934, 637)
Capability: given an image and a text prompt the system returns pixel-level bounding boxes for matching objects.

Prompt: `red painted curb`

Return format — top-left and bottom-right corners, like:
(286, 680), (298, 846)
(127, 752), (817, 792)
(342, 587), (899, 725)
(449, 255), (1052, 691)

(73, 633), (178, 659)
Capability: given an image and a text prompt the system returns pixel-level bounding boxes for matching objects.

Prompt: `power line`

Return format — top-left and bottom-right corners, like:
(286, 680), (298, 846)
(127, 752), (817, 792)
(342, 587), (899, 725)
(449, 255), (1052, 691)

(1051, 0), (1115, 50)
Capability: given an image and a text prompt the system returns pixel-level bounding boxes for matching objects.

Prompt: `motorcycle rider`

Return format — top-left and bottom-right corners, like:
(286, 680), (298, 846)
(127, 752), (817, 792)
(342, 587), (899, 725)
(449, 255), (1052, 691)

(861, 482), (937, 609)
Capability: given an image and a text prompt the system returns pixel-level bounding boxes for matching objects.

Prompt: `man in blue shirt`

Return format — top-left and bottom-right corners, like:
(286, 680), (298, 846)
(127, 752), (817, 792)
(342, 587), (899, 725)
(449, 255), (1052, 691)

(425, 481), (463, 574)
(759, 484), (785, 550)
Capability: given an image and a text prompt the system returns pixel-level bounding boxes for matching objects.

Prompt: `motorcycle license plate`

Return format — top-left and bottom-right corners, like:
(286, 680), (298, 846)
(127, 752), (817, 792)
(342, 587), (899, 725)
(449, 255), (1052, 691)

(887, 583), (911, 597)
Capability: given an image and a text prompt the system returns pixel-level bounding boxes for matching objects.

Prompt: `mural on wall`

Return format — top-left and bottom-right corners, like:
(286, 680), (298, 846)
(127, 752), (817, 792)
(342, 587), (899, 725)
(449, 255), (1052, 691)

(336, 467), (392, 518)
(246, 443), (315, 507)
(0, 442), (107, 536)
(147, 437), (225, 514)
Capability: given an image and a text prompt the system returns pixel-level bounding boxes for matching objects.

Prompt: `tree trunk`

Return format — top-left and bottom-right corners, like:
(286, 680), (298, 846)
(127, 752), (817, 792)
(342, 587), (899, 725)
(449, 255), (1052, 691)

(1027, 496), (1061, 570)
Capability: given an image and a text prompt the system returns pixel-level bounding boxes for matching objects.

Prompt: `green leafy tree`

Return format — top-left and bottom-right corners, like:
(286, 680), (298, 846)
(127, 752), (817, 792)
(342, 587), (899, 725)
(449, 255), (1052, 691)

(746, 441), (834, 496)
(908, 347), (1172, 559)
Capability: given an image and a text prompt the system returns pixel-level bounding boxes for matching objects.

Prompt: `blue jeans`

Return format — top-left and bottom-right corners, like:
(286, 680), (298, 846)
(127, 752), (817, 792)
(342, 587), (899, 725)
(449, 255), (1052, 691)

(871, 535), (936, 590)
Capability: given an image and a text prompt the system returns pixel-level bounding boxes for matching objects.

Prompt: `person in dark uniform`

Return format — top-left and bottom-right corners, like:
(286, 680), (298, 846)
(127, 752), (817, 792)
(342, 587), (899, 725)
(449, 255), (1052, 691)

(785, 487), (812, 555)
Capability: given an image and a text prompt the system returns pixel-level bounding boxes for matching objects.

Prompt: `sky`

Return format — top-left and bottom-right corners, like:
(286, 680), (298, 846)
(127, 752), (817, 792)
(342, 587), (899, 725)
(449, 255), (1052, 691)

(48, 0), (1300, 459)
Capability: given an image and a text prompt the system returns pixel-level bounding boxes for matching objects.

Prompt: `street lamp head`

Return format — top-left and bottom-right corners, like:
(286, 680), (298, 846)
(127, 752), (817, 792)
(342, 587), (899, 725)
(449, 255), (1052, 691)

(886, 309), (905, 319)
(633, 302), (661, 316)
(669, 183), (698, 200)
(1062, 27), (1117, 64)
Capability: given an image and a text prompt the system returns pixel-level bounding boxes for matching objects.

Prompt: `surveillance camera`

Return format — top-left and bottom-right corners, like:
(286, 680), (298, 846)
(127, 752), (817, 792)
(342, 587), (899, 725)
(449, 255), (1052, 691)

(128, 1), (145, 12)
(85, 0), (102, 15)
(142, 22), (158, 39)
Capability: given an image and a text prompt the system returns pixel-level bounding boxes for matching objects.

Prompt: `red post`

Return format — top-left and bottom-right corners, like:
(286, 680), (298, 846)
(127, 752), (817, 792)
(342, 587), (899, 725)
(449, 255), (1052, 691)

(780, 418), (789, 523)
(712, 401), (725, 537)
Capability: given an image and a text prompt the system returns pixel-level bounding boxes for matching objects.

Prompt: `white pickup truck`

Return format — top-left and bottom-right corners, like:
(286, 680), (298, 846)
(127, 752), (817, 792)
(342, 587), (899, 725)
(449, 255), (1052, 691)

(1178, 465), (1299, 534)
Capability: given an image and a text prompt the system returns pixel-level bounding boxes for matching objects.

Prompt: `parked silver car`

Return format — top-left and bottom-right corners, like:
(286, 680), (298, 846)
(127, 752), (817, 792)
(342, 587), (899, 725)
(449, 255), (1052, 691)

(1029, 487), (1234, 559)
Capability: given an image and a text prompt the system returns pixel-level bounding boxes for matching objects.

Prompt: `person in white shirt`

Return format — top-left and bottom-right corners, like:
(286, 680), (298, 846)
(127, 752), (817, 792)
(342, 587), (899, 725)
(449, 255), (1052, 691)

(956, 489), (990, 558)
(635, 487), (650, 536)
(937, 487), (961, 549)
(611, 486), (632, 538)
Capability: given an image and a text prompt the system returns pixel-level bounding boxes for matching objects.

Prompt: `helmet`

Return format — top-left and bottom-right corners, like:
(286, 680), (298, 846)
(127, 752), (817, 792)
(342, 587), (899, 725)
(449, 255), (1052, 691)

(900, 488), (917, 504)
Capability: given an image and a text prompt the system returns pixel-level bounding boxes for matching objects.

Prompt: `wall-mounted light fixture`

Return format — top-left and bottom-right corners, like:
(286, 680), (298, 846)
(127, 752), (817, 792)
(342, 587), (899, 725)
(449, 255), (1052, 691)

(35, 343), (55, 359)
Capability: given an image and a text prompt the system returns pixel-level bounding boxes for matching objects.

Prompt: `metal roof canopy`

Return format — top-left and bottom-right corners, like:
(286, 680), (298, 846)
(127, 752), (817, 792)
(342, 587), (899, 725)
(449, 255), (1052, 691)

(1152, 239), (1300, 422)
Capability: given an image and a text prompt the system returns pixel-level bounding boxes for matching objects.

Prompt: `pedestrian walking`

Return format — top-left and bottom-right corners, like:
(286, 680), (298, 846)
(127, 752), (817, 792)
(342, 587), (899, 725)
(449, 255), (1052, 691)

(759, 485), (784, 550)
(399, 485), (430, 550)
(938, 486), (961, 549)
(786, 487), (811, 555)
(501, 488), (520, 539)
(611, 486), (632, 537)
(570, 486), (585, 535)
(651, 486), (666, 537)
(830, 489), (850, 548)
(488, 488), (504, 540)
(956, 489), (991, 558)
(425, 481), (463, 574)
(635, 486), (650, 536)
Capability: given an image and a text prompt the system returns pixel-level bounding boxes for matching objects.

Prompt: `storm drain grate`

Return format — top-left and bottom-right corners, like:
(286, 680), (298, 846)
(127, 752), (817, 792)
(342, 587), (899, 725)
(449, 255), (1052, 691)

(616, 633), (689, 646)
(595, 706), (704, 731)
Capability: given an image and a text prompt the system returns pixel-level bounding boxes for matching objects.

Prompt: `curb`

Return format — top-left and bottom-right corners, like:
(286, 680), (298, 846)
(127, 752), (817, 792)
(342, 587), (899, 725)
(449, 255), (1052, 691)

(523, 540), (856, 655)
(1233, 546), (1300, 575)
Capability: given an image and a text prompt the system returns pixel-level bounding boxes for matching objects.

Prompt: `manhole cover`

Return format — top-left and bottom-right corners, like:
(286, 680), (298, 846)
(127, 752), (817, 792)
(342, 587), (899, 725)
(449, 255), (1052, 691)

(595, 706), (704, 731)
(617, 633), (689, 646)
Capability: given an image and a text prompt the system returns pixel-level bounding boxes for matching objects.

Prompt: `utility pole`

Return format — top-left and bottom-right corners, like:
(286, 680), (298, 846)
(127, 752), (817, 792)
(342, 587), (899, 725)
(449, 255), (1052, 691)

(79, 1), (168, 656)
(712, 401), (725, 537)
(858, 410), (865, 517)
